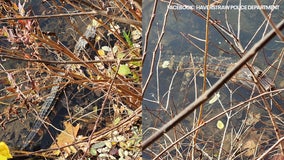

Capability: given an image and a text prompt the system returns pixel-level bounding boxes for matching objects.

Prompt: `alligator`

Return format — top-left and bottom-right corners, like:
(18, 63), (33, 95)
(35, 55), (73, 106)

(20, 21), (98, 150)
(159, 54), (275, 91)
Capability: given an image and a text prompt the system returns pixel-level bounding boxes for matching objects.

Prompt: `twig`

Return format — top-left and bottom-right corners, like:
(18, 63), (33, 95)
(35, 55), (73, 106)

(142, 0), (161, 95)
(257, 137), (284, 160)
(193, 0), (211, 156)
(0, 10), (141, 26)
(255, 0), (284, 41)
(0, 54), (142, 64)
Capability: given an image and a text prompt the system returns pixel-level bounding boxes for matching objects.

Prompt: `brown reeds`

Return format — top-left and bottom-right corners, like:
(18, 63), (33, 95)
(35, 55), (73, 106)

(0, 0), (142, 159)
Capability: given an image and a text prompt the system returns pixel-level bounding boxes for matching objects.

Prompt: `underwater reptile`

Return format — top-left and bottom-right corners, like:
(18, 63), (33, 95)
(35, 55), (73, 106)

(20, 22), (97, 150)
(159, 54), (275, 91)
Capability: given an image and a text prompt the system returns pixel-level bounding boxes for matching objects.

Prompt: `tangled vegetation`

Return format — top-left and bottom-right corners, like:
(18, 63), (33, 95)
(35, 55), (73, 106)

(0, 0), (142, 159)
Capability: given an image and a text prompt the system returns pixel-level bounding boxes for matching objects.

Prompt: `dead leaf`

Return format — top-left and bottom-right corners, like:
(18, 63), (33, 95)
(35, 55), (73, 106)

(50, 121), (80, 156)
(242, 139), (256, 157)
(243, 112), (260, 126)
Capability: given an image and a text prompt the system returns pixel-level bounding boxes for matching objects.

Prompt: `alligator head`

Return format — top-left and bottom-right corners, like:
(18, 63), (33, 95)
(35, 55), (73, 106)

(234, 66), (275, 91)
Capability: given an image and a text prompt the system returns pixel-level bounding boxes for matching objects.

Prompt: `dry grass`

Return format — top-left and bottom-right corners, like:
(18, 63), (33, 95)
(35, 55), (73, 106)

(0, 0), (142, 159)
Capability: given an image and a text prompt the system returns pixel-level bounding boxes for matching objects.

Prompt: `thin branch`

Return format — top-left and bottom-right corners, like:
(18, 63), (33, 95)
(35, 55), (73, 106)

(255, 0), (284, 41)
(257, 137), (284, 160)
(0, 54), (142, 64)
(142, 0), (172, 94)
(0, 10), (141, 26)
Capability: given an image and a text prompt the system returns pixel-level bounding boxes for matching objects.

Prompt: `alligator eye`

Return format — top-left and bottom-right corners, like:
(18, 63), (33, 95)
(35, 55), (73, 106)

(256, 70), (263, 77)
(249, 75), (254, 81)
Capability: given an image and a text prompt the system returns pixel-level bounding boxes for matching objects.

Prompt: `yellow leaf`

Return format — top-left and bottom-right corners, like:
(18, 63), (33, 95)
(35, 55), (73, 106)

(91, 19), (101, 28)
(113, 117), (121, 125)
(12, 3), (18, 11)
(52, 150), (60, 156)
(217, 120), (224, 130)
(0, 155), (8, 160)
(0, 142), (12, 159)
(97, 49), (105, 56)
(209, 92), (220, 104)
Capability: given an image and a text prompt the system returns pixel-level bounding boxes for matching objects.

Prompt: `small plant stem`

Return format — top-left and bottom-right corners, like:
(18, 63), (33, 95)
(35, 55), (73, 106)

(192, 0), (211, 157)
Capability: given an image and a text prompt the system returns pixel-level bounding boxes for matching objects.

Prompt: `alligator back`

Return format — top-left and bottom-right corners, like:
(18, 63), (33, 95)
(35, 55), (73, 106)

(20, 21), (98, 150)
(159, 54), (275, 91)
(159, 54), (236, 78)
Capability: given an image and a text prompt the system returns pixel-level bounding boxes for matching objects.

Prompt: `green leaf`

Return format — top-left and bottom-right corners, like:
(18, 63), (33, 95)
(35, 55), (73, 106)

(89, 147), (97, 156)
(117, 52), (126, 59)
(132, 72), (140, 82)
(113, 117), (121, 125)
(129, 60), (142, 67)
(123, 30), (133, 47)
(118, 65), (132, 76)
